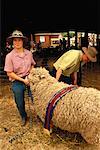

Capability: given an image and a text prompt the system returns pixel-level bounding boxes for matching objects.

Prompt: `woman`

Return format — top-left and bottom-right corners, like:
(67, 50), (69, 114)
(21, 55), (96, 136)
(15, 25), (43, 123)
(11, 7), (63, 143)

(4, 30), (36, 126)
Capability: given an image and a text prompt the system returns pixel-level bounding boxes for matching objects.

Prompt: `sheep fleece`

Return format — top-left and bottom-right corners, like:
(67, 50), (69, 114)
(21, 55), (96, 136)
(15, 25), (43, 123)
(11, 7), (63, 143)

(28, 67), (100, 144)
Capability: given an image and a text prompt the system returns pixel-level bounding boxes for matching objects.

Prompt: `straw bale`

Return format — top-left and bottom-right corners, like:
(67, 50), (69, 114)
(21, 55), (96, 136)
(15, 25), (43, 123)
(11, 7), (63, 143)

(28, 67), (100, 144)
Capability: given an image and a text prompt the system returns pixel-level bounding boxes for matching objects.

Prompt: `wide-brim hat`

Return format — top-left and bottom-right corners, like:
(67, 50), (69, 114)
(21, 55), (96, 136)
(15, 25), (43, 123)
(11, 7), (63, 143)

(82, 46), (98, 62)
(6, 30), (28, 44)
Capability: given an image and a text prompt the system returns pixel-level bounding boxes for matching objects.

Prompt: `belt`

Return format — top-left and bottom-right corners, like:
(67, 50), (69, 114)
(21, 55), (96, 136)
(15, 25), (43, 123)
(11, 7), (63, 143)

(22, 76), (27, 79)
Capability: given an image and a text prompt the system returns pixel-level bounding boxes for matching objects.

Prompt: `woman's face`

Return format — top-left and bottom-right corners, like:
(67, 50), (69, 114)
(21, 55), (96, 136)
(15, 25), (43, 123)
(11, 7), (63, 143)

(13, 38), (23, 49)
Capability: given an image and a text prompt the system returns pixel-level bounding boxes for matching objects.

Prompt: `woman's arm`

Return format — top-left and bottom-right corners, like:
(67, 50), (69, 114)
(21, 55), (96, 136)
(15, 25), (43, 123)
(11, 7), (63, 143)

(7, 72), (29, 85)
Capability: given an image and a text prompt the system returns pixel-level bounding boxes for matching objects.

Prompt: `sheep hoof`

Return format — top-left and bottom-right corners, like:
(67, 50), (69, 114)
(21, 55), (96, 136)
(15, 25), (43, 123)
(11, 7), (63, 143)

(43, 128), (51, 136)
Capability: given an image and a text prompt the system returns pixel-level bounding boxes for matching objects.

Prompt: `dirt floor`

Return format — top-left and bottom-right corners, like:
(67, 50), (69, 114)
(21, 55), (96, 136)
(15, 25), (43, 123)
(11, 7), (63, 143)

(0, 60), (100, 150)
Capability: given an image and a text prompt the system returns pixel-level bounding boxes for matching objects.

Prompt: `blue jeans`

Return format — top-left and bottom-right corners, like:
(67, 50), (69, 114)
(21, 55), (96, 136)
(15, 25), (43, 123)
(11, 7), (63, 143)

(50, 67), (72, 85)
(11, 80), (33, 119)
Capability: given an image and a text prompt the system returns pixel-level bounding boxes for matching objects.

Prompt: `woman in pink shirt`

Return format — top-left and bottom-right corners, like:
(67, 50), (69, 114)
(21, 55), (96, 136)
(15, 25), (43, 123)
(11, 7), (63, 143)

(4, 30), (36, 126)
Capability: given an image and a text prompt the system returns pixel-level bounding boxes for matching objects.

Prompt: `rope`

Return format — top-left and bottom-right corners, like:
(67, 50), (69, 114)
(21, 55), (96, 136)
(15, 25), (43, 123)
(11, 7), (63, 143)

(25, 86), (34, 128)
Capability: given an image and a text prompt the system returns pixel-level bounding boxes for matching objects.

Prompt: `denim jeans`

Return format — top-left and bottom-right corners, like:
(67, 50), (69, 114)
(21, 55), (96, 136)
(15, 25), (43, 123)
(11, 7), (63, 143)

(49, 67), (72, 85)
(11, 80), (33, 119)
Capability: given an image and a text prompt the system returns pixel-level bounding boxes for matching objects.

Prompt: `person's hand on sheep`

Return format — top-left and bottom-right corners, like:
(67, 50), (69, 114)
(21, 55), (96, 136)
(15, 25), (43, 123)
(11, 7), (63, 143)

(24, 76), (30, 86)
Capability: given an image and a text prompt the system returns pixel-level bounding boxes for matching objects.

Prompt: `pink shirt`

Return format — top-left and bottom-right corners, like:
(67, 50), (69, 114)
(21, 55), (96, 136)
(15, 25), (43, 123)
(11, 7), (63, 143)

(4, 48), (36, 80)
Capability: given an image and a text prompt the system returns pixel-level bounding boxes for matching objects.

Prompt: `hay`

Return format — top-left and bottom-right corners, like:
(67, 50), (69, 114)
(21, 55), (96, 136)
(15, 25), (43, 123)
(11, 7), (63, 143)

(0, 70), (100, 149)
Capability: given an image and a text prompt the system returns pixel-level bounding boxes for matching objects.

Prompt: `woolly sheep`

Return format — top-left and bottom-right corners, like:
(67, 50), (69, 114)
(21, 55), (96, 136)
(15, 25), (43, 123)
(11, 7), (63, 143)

(28, 67), (100, 144)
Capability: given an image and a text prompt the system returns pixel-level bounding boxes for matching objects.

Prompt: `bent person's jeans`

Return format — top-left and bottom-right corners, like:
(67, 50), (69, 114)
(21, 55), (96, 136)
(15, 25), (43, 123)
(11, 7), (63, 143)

(11, 80), (32, 119)
(50, 67), (72, 85)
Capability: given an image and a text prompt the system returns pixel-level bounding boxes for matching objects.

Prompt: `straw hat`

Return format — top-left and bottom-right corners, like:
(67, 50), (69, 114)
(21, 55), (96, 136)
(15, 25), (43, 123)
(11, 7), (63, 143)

(82, 47), (98, 62)
(6, 30), (28, 43)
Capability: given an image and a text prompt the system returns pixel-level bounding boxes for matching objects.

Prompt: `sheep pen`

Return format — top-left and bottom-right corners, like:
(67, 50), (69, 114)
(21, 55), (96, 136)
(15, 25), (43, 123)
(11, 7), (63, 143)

(28, 67), (100, 145)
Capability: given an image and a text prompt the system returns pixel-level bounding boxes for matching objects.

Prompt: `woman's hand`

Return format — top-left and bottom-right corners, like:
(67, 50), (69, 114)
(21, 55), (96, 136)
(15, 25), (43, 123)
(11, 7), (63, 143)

(24, 77), (30, 86)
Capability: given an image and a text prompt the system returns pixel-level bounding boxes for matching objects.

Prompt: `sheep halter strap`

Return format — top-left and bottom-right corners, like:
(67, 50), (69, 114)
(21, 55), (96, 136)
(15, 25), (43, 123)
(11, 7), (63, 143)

(44, 85), (78, 131)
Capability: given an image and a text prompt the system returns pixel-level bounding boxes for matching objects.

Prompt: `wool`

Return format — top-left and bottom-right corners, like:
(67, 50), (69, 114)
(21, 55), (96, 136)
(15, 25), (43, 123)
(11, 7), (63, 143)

(28, 67), (100, 144)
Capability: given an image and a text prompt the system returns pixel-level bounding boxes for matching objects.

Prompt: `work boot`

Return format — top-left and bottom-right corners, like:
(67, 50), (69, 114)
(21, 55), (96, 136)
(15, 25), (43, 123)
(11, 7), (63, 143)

(21, 117), (27, 126)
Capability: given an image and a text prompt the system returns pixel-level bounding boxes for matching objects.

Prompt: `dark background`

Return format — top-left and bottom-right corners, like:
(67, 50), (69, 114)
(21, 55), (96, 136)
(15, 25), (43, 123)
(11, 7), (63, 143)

(1, 0), (99, 48)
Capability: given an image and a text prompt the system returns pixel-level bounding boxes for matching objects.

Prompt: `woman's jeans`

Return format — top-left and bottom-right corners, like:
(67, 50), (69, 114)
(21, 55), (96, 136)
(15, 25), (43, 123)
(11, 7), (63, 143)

(11, 80), (33, 119)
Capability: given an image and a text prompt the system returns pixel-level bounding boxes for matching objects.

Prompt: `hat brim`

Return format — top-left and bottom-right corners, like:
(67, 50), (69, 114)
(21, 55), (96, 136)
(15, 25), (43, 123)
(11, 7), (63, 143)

(6, 36), (28, 44)
(82, 47), (97, 62)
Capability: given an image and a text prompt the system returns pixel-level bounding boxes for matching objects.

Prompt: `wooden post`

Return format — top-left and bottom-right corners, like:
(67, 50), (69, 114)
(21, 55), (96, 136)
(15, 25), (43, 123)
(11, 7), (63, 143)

(30, 34), (33, 41)
(75, 30), (77, 49)
(67, 31), (70, 49)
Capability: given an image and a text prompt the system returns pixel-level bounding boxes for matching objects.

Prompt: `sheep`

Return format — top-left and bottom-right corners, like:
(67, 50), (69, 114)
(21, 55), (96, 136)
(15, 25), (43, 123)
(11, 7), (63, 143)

(28, 67), (100, 145)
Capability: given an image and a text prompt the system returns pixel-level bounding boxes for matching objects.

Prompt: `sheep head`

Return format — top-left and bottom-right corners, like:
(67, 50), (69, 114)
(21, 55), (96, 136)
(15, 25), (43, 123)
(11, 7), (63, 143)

(28, 67), (50, 84)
